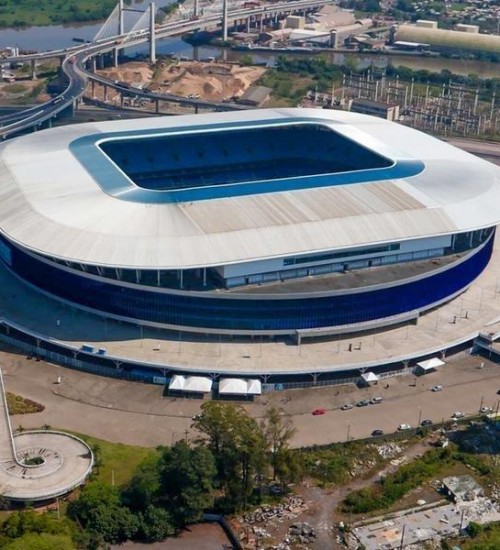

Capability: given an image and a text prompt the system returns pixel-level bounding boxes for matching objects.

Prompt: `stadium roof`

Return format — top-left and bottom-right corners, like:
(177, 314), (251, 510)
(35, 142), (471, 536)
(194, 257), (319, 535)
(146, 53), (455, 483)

(0, 108), (499, 270)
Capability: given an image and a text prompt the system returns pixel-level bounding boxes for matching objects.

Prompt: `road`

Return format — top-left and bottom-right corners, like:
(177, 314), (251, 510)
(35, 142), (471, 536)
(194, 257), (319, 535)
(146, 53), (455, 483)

(0, 0), (332, 137)
(2, 347), (499, 449)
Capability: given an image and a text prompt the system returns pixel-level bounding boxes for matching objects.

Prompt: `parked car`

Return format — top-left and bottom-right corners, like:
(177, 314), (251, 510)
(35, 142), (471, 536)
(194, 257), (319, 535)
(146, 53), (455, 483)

(371, 396), (384, 404)
(431, 385), (444, 392)
(312, 408), (326, 416)
(371, 429), (384, 436)
(421, 419), (433, 426)
(356, 399), (370, 407)
(480, 406), (493, 414)
(341, 403), (354, 411)
(398, 423), (411, 431)
(451, 411), (465, 419)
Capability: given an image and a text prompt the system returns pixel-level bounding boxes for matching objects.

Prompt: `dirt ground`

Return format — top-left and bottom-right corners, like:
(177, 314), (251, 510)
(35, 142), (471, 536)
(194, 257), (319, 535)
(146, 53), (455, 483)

(231, 439), (432, 549)
(0, 79), (50, 104)
(97, 59), (266, 102)
(113, 523), (231, 549)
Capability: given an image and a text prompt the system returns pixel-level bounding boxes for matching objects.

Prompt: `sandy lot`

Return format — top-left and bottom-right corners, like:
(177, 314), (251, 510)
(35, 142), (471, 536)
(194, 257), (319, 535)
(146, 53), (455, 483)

(96, 59), (266, 102)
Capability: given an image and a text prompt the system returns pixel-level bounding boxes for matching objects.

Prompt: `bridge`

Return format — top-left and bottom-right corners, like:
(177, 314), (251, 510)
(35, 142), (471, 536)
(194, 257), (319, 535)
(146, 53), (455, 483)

(0, 0), (333, 138)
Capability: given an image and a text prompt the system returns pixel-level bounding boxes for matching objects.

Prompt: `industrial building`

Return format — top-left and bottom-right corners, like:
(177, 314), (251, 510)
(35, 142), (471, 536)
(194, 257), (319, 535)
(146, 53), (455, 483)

(394, 20), (500, 56)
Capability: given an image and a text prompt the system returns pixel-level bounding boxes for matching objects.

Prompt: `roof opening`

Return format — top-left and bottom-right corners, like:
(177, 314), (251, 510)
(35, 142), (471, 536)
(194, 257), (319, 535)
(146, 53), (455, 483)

(98, 123), (392, 192)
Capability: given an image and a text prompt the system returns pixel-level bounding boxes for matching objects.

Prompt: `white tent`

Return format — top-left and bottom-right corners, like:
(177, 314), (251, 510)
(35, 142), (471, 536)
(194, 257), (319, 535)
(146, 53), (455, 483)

(361, 371), (379, 384)
(184, 376), (213, 393)
(417, 357), (445, 370)
(219, 378), (248, 395)
(219, 378), (262, 395)
(416, 357), (445, 373)
(169, 374), (186, 391)
(246, 379), (262, 395)
(169, 375), (213, 393)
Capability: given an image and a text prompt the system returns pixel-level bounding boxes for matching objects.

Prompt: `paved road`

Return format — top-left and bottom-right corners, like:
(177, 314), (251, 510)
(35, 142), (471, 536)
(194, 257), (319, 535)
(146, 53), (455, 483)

(0, 367), (14, 462)
(2, 348), (499, 448)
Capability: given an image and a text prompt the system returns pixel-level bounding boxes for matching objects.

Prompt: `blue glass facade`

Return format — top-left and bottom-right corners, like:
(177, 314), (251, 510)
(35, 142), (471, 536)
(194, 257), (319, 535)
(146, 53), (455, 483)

(4, 233), (494, 334)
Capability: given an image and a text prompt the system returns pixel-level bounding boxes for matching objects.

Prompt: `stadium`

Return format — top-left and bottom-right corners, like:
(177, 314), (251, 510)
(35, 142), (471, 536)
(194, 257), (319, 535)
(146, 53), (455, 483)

(0, 108), (499, 384)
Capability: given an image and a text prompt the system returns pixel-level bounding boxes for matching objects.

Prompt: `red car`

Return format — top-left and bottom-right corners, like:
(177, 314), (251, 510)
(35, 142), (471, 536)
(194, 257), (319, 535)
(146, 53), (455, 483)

(312, 408), (326, 416)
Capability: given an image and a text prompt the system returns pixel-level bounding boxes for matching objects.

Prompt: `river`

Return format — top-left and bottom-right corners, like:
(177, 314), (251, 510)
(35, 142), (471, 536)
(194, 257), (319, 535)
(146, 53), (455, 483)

(1, 1), (499, 78)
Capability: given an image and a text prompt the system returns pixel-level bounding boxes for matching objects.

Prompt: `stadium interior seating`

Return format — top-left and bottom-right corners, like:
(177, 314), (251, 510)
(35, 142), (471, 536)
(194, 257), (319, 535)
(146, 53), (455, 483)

(100, 124), (392, 191)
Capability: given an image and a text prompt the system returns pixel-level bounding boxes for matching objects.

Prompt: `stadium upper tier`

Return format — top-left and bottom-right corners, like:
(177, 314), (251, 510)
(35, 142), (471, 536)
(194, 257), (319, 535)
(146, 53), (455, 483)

(0, 109), (499, 335)
(0, 108), (498, 272)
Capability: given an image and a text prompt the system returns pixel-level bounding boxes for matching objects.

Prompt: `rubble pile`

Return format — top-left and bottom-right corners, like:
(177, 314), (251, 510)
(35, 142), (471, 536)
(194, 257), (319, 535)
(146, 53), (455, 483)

(241, 495), (307, 524)
(460, 496), (500, 523)
(264, 523), (317, 550)
(350, 458), (377, 477)
(237, 496), (313, 549)
(376, 442), (403, 459)
(285, 522), (317, 545)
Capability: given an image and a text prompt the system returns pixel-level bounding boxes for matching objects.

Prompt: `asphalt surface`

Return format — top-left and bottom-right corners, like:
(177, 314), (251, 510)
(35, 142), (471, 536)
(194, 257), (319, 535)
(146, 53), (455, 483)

(2, 348), (499, 448)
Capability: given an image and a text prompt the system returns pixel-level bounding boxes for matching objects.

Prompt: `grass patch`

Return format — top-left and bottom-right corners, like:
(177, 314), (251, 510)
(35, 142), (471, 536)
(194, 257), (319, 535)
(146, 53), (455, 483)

(68, 431), (157, 487)
(0, 0), (116, 28)
(2, 84), (28, 94)
(257, 70), (312, 106)
(6, 392), (44, 415)
(341, 445), (494, 515)
(298, 440), (383, 486)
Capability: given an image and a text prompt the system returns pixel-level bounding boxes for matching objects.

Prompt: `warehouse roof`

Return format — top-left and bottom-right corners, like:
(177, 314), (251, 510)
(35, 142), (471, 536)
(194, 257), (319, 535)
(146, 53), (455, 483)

(394, 24), (500, 54)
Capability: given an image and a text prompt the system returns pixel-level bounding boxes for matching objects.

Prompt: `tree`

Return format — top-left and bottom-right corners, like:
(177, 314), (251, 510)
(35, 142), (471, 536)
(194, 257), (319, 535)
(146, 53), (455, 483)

(2, 533), (75, 550)
(261, 407), (296, 483)
(468, 521), (484, 538)
(0, 509), (74, 540)
(68, 482), (139, 544)
(122, 452), (162, 512)
(159, 440), (216, 526)
(192, 402), (267, 511)
(138, 505), (175, 542)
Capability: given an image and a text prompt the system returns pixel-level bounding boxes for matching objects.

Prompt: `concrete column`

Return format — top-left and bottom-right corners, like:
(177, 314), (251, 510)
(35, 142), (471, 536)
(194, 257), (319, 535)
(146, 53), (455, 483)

(113, 48), (119, 67)
(222, 0), (228, 41)
(194, 0), (199, 18)
(30, 59), (37, 80)
(119, 0), (124, 36)
(91, 56), (97, 73)
(150, 2), (156, 64)
(246, 17), (250, 33)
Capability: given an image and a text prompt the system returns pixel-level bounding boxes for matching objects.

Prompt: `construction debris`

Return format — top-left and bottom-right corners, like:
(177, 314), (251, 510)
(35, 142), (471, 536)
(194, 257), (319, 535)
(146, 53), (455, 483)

(376, 442), (403, 459)
(241, 495), (308, 525)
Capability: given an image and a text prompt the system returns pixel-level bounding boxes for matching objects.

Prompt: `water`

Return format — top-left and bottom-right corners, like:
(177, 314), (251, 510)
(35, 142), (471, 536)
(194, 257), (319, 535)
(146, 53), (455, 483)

(0, 2), (499, 78)
(0, 0), (176, 51)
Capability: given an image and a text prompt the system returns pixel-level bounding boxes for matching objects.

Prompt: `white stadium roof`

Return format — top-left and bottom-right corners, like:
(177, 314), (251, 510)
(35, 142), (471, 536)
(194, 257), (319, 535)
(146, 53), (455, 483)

(0, 108), (499, 270)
